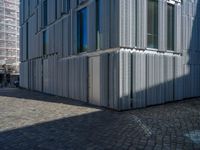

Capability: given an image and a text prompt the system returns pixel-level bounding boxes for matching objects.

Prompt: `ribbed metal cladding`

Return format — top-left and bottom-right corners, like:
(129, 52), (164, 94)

(110, 0), (120, 48)
(109, 51), (120, 109)
(174, 3), (182, 53)
(100, 53), (109, 107)
(100, 0), (110, 49)
(55, 20), (63, 56)
(20, 62), (28, 89)
(158, 0), (167, 51)
(71, 9), (77, 55)
(119, 0), (136, 48)
(63, 16), (71, 57)
(20, 0), (200, 110)
(47, 0), (56, 24)
(87, 0), (96, 52)
(136, 0), (147, 49)
(119, 50), (131, 110)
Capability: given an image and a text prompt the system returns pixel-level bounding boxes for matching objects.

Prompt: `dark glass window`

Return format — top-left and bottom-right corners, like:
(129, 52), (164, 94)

(77, 8), (88, 53)
(43, 0), (47, 27)
(96, 0), (100, 50)
(167, 4), (175, 51)
(43, 31), (47, 55)
(147, 0), (158, 49)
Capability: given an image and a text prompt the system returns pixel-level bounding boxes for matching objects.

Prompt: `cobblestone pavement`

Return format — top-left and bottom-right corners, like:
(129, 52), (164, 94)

(0, 88), (200, 150)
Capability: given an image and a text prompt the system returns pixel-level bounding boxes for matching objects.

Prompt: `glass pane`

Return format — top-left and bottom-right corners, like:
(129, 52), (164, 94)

(43, 0), (47, 27)
(77, 8), (87, 53)
(96, 0), (100, 50)
(167, 4), (174, 51)
(43, 31), (48, 55)
(147, 0), (158, 49)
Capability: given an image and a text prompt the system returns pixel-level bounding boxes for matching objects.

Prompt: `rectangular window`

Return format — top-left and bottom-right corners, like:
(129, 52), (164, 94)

(77, 8), (88, 53)
(43, 31), (47, 55)
(43, 0), (47, 27)
(167, 4), (175, 51)
(96, 0), (100, 50)
(62, 0), (70, 14)
(147, 0), (158, 49)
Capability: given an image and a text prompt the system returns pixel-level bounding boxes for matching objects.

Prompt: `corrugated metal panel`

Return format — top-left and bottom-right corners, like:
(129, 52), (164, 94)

(158, 0), (167, 51)
(146, 53), (156, 106)
(24, 0), (29, 20)
(109, 51), (120, 110)
(79, 56), (88, 102)
(100, 53), (109, 107)
(71, 9), (77, 55)
(110, 0), (120, 48)
(132, 51), (146, 108)
(164, 55), (174, 102)
(88, 56), (101, 105)
(48, 0), (56, 24)
(119, 0), (136, 48)
(28, 15), (37, 59)
(136, 0), (147, 49)
(100, 0), (110, 49)
(119, 50), (131, 110)
(20, 0), (24, 25)
(62, 59), (67, 97)
(56, 0), (62, 19)
(174, 56), (183, 100)
(87, 1), (96, 52)
(48, 26), (55, 55)
(20, 0), (200, 110)
(58, 59), (63, 97)
(55, 21), (63, 56)
(63, 16), (71, 57)
(158, 54), (165, 104)
(43, 58), (49, 93)
(37, 5), (42, 31)
(22, 24), (27, 61)
(20, 62), (29, 89)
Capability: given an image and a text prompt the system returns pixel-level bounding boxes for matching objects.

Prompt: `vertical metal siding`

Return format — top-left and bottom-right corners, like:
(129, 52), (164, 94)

(63, 16), (71, 57)
(158, 0), (167, 51)
(87, 1), (96, 52)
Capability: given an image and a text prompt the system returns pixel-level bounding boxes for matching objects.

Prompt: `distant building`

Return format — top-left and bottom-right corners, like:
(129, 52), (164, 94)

(0, 0), (19, 86)
(20, 0), (200, 110)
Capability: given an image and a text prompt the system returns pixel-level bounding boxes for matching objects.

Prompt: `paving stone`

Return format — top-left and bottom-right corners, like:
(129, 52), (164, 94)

(0, 88), (200, 150)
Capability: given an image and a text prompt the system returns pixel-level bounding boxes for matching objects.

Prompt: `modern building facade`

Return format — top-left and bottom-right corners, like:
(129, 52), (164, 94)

(0, 0), (20, 85)
(20, 0), (200, 110)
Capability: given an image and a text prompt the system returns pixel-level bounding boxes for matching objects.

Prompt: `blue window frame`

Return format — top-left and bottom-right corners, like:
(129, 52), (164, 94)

(77, 8), (88, 53)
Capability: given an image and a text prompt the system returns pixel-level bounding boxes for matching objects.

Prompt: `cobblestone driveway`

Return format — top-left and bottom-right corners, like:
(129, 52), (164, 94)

(0, 88), (200, 150)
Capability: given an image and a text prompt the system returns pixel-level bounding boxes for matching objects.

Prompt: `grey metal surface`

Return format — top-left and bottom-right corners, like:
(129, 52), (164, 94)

(20, 0), (200, 110)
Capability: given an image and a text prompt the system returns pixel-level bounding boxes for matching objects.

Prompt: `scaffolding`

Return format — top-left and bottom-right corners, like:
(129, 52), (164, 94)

(0, 0), (19, 74)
